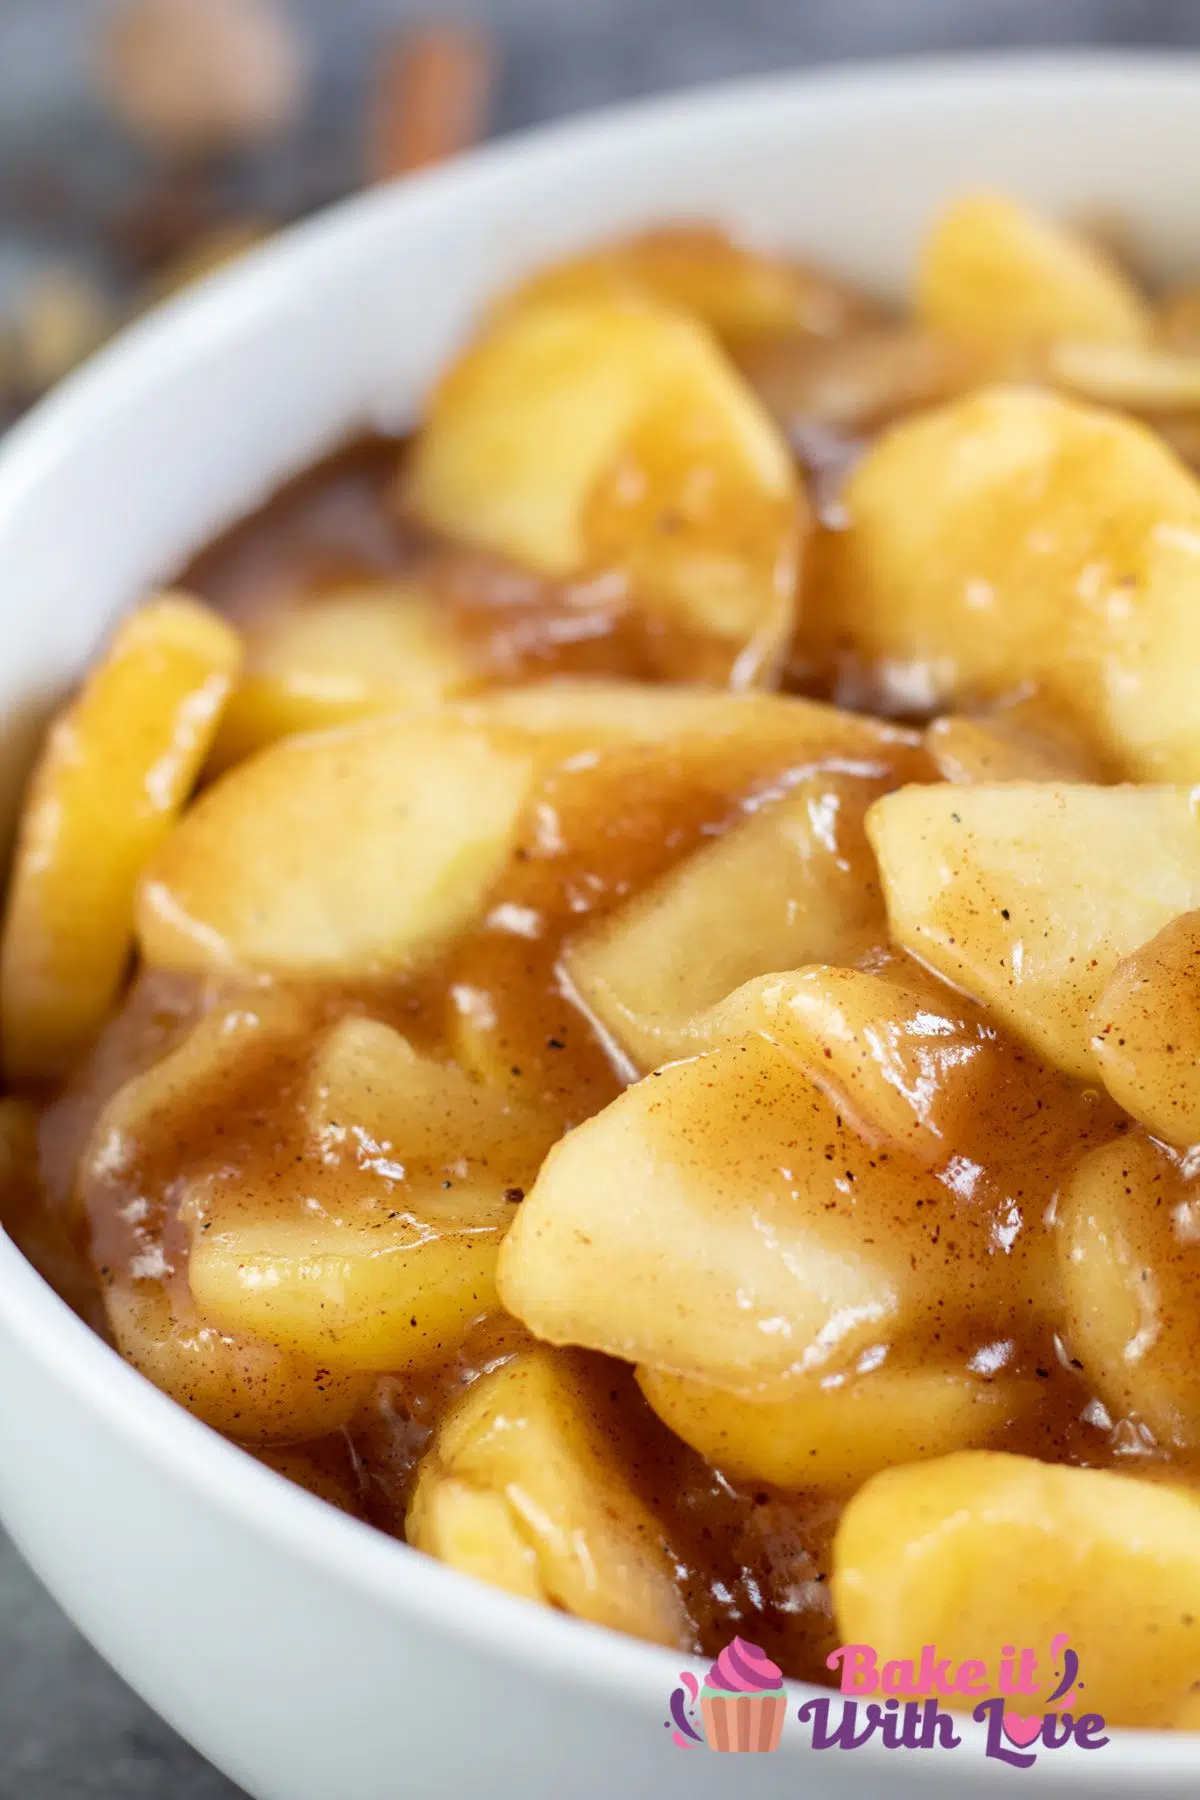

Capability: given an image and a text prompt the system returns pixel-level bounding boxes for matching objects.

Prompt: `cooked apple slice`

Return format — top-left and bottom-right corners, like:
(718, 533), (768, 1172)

(690, 961), (1112, 1195)
(410, 1475), (546, 1602)
(137, 718), (534, 978)
(925, 701), (1102, 784)
(499, 1033), (1010, 1397)
(105, 1282), (371, 1443)
(561, 772), (890, 1073)
(833, 1451), (1200, 1726)
(735, 325), (990, 440)
(448, 694), (926, 1106)
(209, 580), (476, 772)
(868, 782), (1200, 1081)
(497, 225), (872, 346)
(407, 1348), (693, 1647)
(187, 1201), (509, 1374)
(812, 387), (1200, 779)
(81, 986), (311, 1197)
(455, 681), (927, 776)
(184, 1015), (553, 1372)
(307, 1014), (556, 1193)
(917, 192), (1150, 350)
(450, 679), (878, 756)
(1, 593), (242, 1084)
(1091, 911), (1200, 1144)
(1058, 1130), (1200, 1446)
(406, 298), (804, 685)
(639, 1361), (1026, 1492)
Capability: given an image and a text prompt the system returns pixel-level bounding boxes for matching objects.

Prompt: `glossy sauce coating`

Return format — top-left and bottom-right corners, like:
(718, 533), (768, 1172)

(0, 426), (1181, 1678)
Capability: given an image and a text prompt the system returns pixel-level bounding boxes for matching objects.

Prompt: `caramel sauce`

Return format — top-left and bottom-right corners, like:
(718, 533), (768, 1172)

(5, 427), (1178, 1676)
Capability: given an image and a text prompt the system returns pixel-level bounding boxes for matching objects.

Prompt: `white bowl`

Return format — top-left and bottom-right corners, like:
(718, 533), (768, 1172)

(3, 53), (1200, 1800)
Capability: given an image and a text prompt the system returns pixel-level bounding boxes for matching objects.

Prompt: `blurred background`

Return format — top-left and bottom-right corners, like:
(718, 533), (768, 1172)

(0, 0), (1192, 430)
(0, 1), (1197, 1795)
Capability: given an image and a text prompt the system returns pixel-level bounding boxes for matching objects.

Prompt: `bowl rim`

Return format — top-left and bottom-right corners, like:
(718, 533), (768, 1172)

(3, 48), (1200, 1777)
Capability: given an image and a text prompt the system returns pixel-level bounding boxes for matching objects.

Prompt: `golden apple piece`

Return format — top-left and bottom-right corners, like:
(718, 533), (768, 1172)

(812, 386), (1200, 780)
(834, 1451), (1200, 1726)
(925, 701), (1103, 784)
(446, 692), (926, 1104)
(1092, 911), (1200, 1144)
(868, 782), (1200, 1081)
(690, 960), (1105, 1189)
(448, 678), (879, 756)
(1, 592), (242, 1084)
(406, 298), (804, 685)
(137, 717), (534, 978)
(407, 1348), (693, 1647)
(917, 191), (1150, 351)
(736, 325), (990, 440)
(105, 1282), (371, 1443)
(209, 580), (476, 771)
(561, 771), (889, 1073)
(1043, 337), (1200, 413)
(499, 1033), (1001, 1396)
(462, 682), (928, 777)
(409, 1475), (546, 1604)
(639, 1362), (1026, 1493)
(497, 224), (873, 346)
(184, 1015), (553, 1372)
(307, 1014), (557, 1195)
(186, 1202), (509, 1374)
(1058, 1131), (1200, 1447)
(80, 986), (311, 1197)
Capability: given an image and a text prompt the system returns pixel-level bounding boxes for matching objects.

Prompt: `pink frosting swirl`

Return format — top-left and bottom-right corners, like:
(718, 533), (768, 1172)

(706, 1637), (784, 1694)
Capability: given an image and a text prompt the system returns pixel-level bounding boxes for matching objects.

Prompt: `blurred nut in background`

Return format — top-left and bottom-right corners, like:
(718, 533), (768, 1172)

(96, 0), (311, 159)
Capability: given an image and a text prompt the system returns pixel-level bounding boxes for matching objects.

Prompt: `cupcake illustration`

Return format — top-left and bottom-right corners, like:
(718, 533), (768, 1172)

(700, 1638), (787, 1752)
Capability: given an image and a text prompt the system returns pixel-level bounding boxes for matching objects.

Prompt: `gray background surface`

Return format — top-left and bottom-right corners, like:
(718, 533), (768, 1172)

(2, 2), (1199, 1795)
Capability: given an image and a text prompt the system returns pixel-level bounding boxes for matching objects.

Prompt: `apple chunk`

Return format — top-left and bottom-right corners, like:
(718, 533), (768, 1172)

(639, 1362), (1026, 1493)
(1058, 1130), (1200, 1447)
(1, 593), (241, 1083)
(447, 692), (925, 1113)
(209, 580), (475, 771)
(185, 1016), (555, 1371)
(917, 191), (1150, 351)
(812, 387), (1200, 779)
(307, 1014), (556, 1195)
(408, 1349), (693, 1647)
(105, 1282), (371, 1444)
(561, 772), (890, 1072)
(499, 1033), (1006, 1397)
(187, 1203), (509, 1374)
(497, 225), (872, 347)
(834, 1451), (1200, 1726)
(449, 679), (907, 758)
(868, 782), (1200, 1081)
(406, 298), (804, 685)
(691, 960), (1110, 1191)
(925, 701), (1102, 784)
(138, 718), (534, 979)
(1091, 910), (1200, 1145)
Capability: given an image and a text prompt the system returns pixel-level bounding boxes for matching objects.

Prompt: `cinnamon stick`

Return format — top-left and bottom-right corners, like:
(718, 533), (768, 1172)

(367, 23), (493, 184)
